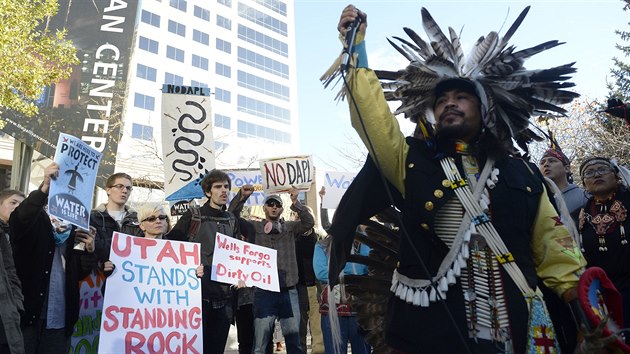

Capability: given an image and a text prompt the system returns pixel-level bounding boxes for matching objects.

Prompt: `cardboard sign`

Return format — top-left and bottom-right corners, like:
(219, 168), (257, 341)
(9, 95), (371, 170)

(99, 233), (203, 354)
(226, 169), (265, 206)
(48, 133), (102, 230)
(70, 271), (105, 354)
(259, 155), (313, 194)
(322, 171), (357, 209)
(161, 84), (215, 202)
(211, 233), (279, 292)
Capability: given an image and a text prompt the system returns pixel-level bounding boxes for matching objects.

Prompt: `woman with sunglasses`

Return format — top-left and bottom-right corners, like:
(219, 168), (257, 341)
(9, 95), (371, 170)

(577, 157), (630, 329)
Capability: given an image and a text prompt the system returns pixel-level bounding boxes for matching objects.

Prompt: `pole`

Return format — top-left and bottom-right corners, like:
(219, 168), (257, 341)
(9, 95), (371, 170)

(10, 140), (33, 192)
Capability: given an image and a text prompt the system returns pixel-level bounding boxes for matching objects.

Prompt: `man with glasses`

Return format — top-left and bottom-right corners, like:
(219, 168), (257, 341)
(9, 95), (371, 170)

(90, 172), (140, 263)
(230, 189), (314, 354)
(168, 169), (244, 354)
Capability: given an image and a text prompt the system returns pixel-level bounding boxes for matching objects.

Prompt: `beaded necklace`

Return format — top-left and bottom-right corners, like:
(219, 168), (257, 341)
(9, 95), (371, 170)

(579, 194), (628, 251)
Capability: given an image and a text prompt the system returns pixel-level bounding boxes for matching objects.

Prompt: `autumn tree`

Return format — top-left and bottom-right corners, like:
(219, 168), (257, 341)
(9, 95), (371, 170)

(0, 0), (78, 117)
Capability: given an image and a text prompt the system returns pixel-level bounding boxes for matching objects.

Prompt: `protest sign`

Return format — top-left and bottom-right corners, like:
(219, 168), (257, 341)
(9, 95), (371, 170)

(161, 84), (215, 202)
(211, 233), (279, 292)
(259, 155), (314, 194)
(99, 233), (202, 354)
(70, 271), (105, 354)
(322, 171), (357, 209)
(226, 169), (265, 206)
(48, 133), (102, 230)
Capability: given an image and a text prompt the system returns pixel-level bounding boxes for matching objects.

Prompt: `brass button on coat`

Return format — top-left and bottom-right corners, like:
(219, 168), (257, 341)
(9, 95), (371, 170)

(425, 201), (434, 211)
(421, 223), (430, 230)
(442, 179), (451, 188)
(526, 186), (532, 192)
(408, 162), (415, 168)
(434, 190), (444, 198)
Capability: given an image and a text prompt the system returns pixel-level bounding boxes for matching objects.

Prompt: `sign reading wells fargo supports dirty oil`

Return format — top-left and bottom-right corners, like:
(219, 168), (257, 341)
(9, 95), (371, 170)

(259, 155), (314, 194)
(0, 0), (138, 187)
(48, 133), (102, 230)
(211, 233), (279, 292)
(161, 84), (215, 202)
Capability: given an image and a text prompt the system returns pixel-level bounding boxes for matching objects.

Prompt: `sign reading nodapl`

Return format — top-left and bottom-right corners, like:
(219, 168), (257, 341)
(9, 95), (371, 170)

(161, 84), (215, 202)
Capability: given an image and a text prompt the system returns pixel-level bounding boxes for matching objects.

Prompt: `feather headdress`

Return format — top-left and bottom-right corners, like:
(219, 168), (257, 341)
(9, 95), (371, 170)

(378, 6), (580, 149)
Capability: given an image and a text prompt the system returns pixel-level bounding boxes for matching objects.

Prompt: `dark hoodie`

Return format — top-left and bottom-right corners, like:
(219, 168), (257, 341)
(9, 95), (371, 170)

(90, 203), (141, 262)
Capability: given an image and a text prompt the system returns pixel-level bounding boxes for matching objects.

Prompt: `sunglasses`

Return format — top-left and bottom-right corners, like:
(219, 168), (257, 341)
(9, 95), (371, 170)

(110, 184), (133, 191)
(142, 215), (168, 222)
(266, 201), (282, 208)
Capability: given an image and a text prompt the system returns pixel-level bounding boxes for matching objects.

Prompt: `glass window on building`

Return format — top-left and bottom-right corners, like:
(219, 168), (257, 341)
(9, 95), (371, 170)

(217, 0), (231, 7)
(192, 54), (209, 70)
(217, 15), (232, 30)
(165, 72), (184, 85)
(169, 0), (187, 12)
(215, 114), (231, 129)
(215, 141), (229, 150)
(238, 3), (287, 36)
(237, 24), (288, 57)
(237, 47), (288, 79)
(193, 5), (210, 21)
(215, 88), (231, 103)
(254, 0), (287, 16)
(139, 36), (159, 54)
(237, 70), (289, 101)
(132, 123), (154, 141)
(216, 63), (231, 78)
(237, 95), (290, 123)
(134, 93), (155, 111)
(166, 45), (185, 62)
(136, 64), (157, 82)
(237, 120), (290, 143)
(192, 29), (210, 45)
(141, 10), (161, 27)
(216, 38), (231, 54)
(191, 80), (209, 88)
(168, 20), (186, 37)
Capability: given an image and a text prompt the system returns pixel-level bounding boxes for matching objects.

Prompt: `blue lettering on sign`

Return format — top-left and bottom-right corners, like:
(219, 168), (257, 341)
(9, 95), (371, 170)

(325, 173), (354, 189)
(228, 172), (262, 187)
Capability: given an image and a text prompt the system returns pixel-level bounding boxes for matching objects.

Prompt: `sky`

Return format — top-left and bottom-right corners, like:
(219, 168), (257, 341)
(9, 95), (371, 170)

(294, 0), (630, 172)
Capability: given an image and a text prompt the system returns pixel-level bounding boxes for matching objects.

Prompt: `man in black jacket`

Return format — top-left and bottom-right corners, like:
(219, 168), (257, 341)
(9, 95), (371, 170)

(90, 172), (140, 263)
(10, 163), (96, 354)
(168, 169), (241, 354)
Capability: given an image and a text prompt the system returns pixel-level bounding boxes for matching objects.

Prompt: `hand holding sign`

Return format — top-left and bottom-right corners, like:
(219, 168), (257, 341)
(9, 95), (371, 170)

(319, 186), (326, 199)
(41, 162), (60, 194)
(289, 187), (299, 205)
(74, 227), (96, 252)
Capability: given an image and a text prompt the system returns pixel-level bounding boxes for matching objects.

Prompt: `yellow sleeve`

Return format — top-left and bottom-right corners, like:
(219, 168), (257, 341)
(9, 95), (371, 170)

(347, 67), (408, 194)
(531, 185), (586, 297)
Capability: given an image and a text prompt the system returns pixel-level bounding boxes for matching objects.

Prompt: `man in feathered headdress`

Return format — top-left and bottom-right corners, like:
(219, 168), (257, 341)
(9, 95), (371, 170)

(322, 5), (599, 354)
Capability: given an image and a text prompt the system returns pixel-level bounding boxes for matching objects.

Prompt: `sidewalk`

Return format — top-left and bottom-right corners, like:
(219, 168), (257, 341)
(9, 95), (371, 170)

(224, 325), (289, 354)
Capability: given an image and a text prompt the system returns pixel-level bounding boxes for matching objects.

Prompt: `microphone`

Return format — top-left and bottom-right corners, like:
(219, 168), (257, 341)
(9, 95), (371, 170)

(340, 16), (362, 71)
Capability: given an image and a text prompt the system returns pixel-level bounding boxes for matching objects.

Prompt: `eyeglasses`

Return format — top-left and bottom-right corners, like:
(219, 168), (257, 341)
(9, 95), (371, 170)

(583, 167), (614, 179)
(142, 215), (168, 222)
(266, 201), (282, 208)
(110, 184), (133, 192)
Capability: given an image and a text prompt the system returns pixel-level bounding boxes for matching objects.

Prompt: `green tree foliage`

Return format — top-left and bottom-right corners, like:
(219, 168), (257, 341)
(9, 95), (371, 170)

(0, 0), (78, 117)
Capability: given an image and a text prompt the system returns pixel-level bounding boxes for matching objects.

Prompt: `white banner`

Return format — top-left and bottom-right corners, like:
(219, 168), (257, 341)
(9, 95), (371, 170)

(48, 133), (102, 230)
(211, 233), (279, 292)
(99, 232), (203, 354)
(161, 84), (215, 202)
(259, 155), (314, 194)
(226, 169), (265, 206)
(322, 171), (357, 209)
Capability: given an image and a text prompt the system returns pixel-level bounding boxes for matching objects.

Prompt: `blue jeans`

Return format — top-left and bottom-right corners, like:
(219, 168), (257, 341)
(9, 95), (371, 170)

(321, 314), (370, 354)
(253, 288), (303, 354)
